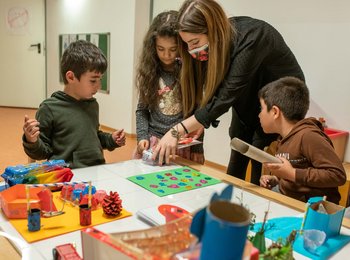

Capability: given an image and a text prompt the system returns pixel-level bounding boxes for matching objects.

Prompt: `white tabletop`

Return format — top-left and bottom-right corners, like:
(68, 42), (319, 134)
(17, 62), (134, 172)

(1, 159), (349, 259)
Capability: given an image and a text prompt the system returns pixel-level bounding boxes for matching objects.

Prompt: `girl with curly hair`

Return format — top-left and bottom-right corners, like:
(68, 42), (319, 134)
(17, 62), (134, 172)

(134, 10), (204, 164)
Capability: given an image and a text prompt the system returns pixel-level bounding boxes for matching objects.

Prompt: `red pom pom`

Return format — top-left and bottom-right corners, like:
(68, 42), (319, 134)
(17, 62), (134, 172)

(101, 191), (123, 216)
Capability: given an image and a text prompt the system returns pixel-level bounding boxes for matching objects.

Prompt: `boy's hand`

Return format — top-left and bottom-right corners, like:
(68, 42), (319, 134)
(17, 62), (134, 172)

(23, 115), (40, 143)
(137, 140), (149, 154)
(260, 175), (279, 189)
(112, 129), (126, 147)
(264, 157), (296, 182)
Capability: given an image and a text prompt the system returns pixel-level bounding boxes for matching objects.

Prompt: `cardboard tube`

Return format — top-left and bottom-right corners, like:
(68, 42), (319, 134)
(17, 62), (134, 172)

(230, 138), (281, 164)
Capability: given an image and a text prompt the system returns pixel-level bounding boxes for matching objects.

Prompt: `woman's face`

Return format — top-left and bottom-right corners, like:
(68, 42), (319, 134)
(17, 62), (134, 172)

(179, 32), (208, 51)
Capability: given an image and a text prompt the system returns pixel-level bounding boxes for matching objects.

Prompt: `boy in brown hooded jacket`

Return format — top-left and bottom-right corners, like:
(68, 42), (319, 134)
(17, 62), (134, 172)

(259, 76), (346, 204)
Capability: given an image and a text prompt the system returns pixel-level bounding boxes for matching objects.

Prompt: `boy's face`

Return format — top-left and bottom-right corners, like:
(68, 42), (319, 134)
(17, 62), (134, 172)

(259, 98), (275, 134)
(68, 71), (103, 100)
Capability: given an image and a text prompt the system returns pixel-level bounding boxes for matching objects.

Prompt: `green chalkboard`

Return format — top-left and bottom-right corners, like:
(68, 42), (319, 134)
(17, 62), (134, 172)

(59, 33), (110, 93)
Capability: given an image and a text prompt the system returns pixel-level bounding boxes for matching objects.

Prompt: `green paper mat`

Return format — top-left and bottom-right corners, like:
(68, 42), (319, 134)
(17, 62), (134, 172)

(127, 167), (221, 197)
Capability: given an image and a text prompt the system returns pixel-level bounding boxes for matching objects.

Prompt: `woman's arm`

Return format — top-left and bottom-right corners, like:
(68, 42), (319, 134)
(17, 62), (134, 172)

(152, 114), (203, 165)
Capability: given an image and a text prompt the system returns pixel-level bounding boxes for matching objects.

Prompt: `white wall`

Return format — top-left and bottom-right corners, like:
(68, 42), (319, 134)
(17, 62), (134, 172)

(46, 0), (350, 167)
(46, 0), (150, 134)
(153, 0), (350, 164)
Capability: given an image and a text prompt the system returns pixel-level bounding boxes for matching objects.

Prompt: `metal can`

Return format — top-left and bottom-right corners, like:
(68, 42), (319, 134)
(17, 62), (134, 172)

(142, 149), (156, 165)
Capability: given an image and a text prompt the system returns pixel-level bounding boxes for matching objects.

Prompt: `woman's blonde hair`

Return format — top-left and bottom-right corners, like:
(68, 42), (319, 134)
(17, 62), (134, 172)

(178, 0), (235, 117)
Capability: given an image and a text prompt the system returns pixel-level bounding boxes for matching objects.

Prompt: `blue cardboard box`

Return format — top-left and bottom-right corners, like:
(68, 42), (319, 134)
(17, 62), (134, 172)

(304, 200), (345, 238)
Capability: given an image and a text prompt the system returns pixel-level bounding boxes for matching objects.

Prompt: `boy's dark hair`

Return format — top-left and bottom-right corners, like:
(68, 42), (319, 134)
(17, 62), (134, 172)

(258, 76), (309, 121)
(60, 40), (107, 84)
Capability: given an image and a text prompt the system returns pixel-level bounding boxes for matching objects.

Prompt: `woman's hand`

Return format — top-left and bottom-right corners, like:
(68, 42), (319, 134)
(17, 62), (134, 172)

(152, 129), (178, 165)
(152, 115), (203, 165)
(187, 126), (204, 140)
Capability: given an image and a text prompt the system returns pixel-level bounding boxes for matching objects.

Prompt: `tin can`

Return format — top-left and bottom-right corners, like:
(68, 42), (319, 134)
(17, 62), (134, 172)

(142, 149), (165, 165)
(142, 149), (156, 165)
(79, 204), (91, 226)
(28, 208), (41, 232)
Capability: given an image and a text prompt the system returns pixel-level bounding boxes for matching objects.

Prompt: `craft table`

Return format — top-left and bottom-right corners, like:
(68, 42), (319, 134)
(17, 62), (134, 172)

(1, 158), (350, 259)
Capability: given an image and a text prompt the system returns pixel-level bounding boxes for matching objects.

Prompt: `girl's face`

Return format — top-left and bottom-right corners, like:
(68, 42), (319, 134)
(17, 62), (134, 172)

(156, 36), (178, 69)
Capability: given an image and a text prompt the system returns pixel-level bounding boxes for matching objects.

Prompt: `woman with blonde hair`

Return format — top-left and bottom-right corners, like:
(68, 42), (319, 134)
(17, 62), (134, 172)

(153, 0), (304, 184)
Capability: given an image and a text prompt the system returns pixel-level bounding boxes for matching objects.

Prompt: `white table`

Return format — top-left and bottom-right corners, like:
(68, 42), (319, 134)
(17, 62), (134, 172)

(1, 159), (350, 259)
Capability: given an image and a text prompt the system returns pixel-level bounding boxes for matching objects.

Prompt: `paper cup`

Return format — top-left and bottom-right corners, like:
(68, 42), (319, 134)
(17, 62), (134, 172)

(200, 201), (250, 260)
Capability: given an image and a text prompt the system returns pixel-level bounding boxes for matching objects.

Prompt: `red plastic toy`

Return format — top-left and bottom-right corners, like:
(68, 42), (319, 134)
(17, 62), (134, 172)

(52, 243), (82, 260)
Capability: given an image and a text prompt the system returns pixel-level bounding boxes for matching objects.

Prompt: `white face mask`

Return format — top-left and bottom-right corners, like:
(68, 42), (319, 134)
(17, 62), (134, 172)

(188, 43), (209, 61)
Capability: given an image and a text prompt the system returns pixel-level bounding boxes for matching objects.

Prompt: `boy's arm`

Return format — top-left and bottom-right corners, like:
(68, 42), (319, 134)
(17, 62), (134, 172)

(112, 129), (126, 147)
(22, 136), (53, 160)
(264, 157), (296, 182)
(23, 115), (40, 143)
(295, 131), (346, 188)
(98, 130), (118, 151)
(98, 128), (126, 150)
(22, 105), (54, 160)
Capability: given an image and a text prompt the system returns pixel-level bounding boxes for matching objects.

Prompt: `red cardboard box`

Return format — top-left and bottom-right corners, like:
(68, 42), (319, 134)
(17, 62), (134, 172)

(324, 128), (349, 161)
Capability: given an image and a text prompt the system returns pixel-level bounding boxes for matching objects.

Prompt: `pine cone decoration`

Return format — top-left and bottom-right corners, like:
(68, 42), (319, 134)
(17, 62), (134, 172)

(102, 191), (123, 216)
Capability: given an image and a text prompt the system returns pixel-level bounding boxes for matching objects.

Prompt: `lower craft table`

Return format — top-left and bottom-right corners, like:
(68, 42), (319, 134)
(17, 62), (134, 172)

(1, 157), (350, 259)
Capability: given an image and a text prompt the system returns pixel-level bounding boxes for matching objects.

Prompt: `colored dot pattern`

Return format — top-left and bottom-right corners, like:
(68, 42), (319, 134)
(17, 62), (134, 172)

(128, 167), (221, 197)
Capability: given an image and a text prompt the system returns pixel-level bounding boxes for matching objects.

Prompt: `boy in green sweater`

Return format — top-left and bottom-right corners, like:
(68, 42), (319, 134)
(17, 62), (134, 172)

(23, 40), (125, 168)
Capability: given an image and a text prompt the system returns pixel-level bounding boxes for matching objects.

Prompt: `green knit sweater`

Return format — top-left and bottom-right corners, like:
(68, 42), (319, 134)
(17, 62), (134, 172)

(23, 91), (119, 168)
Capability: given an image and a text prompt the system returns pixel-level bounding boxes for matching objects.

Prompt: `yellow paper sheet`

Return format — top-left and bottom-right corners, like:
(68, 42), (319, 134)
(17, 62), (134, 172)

(8, 193), (132, 243)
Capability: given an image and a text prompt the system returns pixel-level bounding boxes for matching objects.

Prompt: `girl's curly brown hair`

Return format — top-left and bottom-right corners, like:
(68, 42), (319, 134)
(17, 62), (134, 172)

(136, 10), (180, 110)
